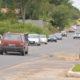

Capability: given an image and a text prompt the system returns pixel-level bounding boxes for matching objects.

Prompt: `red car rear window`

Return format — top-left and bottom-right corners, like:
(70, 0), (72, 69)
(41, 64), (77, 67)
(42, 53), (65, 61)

(3, 34), (22, 41)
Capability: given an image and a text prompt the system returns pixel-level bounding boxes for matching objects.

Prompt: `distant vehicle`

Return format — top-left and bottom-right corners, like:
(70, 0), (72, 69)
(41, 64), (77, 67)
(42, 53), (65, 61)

(1, 32), (28, 56)
(68, 28), (75, 33)
(55, 33), (62, 40)
(48, 35), (57, 42)
(73, 32), (80, 39)
(28, 34), (41, 46)
(61, 31), (67, 37)
(39, 35), (48, 44)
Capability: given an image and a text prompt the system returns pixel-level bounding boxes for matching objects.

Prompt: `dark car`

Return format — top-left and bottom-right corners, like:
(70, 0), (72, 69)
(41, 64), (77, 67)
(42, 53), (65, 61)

(48, 35), (57, 42)
(1, 32), (28, 56)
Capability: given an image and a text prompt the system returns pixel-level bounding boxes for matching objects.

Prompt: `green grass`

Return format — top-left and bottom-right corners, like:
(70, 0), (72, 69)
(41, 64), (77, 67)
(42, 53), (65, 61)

(72, 64), (80, 72)
(0, 20), (52, 35)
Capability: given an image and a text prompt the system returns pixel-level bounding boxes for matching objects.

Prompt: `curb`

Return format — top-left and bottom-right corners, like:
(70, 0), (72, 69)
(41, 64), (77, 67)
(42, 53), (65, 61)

(67, 65), (80, 78)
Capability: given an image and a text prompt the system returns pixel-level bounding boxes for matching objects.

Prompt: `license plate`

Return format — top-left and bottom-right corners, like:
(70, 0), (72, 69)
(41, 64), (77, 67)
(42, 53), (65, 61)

(30, 41), (35, 43)
(8, 44), (15, 47)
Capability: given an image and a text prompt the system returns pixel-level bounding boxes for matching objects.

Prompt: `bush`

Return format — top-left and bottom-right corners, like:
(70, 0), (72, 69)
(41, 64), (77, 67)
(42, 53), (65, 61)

(72, 64), (80, 72)
(0, 20), (51, 35)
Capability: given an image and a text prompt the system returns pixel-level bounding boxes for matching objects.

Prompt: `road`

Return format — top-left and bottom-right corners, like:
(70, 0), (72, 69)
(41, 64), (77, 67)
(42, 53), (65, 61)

(29, 33), (80, 56)
(0, 33), (80, 69)
(0, 33), (80, 80)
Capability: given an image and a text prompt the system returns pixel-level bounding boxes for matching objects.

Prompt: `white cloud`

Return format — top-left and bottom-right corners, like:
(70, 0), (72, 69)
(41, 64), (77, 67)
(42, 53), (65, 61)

(72, 0), (80, 10)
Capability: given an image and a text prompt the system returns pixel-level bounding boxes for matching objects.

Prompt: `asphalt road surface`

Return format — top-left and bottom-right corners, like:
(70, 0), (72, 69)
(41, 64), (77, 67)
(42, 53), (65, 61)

(0, 33), (80, 69)
(29, 33), (80, 56)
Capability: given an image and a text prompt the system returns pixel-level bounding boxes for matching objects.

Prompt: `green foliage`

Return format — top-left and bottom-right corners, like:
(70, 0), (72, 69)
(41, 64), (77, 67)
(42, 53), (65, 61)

(0, 20), (51, 34)
(51, 4), (80, 30)
(0, 0), (80, 31)
(51, 5), (72, 30)
(72, 64), (80, 72)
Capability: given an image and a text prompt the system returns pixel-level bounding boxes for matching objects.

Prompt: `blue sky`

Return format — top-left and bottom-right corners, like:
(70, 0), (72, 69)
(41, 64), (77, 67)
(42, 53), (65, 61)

(72, 0), (80, 10)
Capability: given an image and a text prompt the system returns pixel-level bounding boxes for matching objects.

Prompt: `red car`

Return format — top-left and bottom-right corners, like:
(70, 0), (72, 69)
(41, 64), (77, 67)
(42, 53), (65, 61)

(1, 32), (28, 56)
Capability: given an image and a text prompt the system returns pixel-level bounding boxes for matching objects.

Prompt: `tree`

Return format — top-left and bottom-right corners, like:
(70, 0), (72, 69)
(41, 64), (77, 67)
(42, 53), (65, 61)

(0, 0), (80, 31)
(51, 4), (80, 30)
(14, 0), (27, 23)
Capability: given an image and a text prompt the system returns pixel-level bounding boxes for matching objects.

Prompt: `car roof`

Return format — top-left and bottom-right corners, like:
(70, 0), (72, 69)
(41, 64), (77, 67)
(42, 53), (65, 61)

(28, 33), (39, 35)
(4, 32), (24, 35)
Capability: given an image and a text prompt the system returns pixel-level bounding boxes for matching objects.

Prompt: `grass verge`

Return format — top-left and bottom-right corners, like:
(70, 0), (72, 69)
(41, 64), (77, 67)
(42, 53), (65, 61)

(0, 20), (52, 35)
(72, 64), (80, 72)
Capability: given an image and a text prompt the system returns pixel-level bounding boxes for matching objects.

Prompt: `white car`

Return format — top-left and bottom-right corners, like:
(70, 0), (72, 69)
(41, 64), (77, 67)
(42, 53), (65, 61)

(73, 32), (80, 39)
(28, 34), (41, 46)
(39, 35), (47, 44)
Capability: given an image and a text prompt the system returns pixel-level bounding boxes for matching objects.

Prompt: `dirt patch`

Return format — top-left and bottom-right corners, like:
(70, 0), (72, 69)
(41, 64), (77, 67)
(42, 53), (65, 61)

(1, 69), (67, 80)
(2, 68), (80, 80)
(54, 53), (80, 61)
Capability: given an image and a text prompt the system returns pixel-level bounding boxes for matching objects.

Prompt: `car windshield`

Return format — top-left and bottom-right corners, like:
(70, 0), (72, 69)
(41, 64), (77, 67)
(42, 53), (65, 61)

(28, 34), (39, 38)
(76, 33), (80, 34)
(55, 33), (61, 36)
(4, 34), (21, 40)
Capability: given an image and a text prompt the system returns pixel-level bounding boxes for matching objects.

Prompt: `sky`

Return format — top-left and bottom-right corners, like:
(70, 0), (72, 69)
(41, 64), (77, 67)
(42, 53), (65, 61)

(72, 0), (80, 10)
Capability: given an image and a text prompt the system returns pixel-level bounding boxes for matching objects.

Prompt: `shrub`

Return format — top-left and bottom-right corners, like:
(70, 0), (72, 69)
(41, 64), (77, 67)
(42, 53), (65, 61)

(0, 20), (50, 35)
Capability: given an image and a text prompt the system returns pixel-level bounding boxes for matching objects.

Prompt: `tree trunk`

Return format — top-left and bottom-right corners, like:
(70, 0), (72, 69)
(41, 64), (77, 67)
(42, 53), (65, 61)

(22, 8), (26, 23)
(21, 0), (26, 23)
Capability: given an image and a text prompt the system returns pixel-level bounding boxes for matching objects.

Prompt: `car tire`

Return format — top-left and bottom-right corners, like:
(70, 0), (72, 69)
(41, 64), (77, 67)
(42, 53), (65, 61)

(0, 51), (3, 55)
(21, 51), (26, 56)
(45, 43), (47, 44)
(25, 51), (28, 54)
(55, 40), (57, 42)
(37, 43), (41, 46)
(25, 48), (28, 54)
(73, 37), (75, 39)
(3, 50), (7, 55)
(21, 50), (26, 56)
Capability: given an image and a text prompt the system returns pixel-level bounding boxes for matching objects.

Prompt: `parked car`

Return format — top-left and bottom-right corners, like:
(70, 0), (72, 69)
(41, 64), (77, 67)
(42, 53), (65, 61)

(28, 34), (41, 46)
(48, 35), (57, 42)
(55, 33), (62, 40)
(39, 35), (48, 44)
(61, 31), (67, 37)
(1, 32), (28, 56)
(68, 28), (75, 33)
(73, 32), (80, 39)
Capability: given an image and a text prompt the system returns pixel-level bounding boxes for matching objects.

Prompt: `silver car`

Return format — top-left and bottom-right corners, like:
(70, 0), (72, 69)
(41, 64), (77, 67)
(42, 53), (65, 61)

(28, 34), (41, 46)
(73, 32), (80, 39)
(39, 35), (48, 44)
